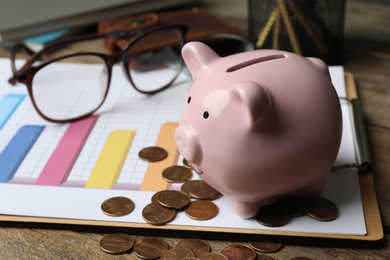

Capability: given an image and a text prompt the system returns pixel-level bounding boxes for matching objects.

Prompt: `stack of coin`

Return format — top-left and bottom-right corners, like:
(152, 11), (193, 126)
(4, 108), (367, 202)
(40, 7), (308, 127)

(255, 196), (339, 227)
(142, 190), (190, 225)
(142, 202), (176, 225)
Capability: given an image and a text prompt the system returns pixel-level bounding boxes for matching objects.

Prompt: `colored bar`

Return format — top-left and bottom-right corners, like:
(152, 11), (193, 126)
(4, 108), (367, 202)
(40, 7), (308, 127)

(85, 130), (136, 189)
(35, 116), (98, 186)
(140, 122), (180, 191)
(0, 94), (26, 130)
(0, 125), (45, 182)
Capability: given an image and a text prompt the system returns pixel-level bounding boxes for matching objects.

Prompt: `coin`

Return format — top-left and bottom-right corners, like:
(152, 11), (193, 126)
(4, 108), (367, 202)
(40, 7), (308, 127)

(133, 237), (169, 259)
(255, 204), (289, 227)
(185, 200), (218, 220)
(183, 158), (192, 169)
(151, 192), (159, 204)
(181, 181), (194, 196)
(160, 247), (195, 259)
(221, 244), (256, 260)
(199, 252), (228, 260)
(290, 257), (314, 260)
(142, 202), (176, 225)
(101, 196), (134, 217)
(176, 238), (210, 257)
(99, 233), (134, 254)
(256, 254), (278, 260)
(248, 241), (283, 253)
(139, 146), (168, 162)
(162, 165), (193, 183)
(156, 190), (190, 209)
(304, 197), (338, 221)
(276, 196), (306, 217)
(188, 180), (220, 200)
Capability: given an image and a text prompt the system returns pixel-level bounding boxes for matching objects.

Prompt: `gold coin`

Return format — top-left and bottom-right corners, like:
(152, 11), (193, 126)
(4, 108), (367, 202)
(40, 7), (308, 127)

(276, 196), (305, 217)
(138, 146), (168, 162)
(199, 252), (228, 260)
(188, 180), (220, 200)
(101, 196), (134, 217)
(221, 244), (256, 260)
(156, 190), (190, 209)
(255, 204), (289, 227)
(304, 197), (338, 221)
(185, 200), (218, 220)
(142, 202), (176, 225)
(99, 233), (134, 254)
(160, 247), (195, 259)
(248, 241), (283, 253)
(176, 238), (210, 257)
(133, 237), (169, 259)
(162, 165), (193, 183)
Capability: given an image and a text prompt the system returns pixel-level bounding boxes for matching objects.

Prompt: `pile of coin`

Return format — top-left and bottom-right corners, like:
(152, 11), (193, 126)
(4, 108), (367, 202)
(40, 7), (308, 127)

(142, 181), (220, 224)
(99, 234), (286, 259)
(255, 195), (338, 227)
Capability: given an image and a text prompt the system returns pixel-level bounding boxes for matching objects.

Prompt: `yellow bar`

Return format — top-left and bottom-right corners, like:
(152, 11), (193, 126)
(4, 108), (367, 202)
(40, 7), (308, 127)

(140, 122), (180, 191)
(85, 130), (136, 189)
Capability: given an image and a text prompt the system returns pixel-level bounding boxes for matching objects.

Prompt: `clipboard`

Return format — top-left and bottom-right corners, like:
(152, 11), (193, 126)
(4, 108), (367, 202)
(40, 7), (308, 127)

(0, 64), (384, 247)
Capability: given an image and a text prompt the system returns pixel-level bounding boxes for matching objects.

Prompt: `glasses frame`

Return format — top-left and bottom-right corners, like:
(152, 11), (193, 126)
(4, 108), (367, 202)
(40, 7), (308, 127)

(8, 24), (187, 123)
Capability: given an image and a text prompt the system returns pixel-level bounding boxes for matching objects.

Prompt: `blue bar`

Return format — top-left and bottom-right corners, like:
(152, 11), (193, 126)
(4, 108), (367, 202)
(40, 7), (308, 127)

(0, 94), (26, 130)
(0, 125), (45, 182)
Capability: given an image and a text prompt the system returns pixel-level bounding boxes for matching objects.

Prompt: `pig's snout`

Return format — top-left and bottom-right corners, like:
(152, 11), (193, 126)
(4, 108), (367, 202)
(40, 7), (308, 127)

(175, 123), (202, 165)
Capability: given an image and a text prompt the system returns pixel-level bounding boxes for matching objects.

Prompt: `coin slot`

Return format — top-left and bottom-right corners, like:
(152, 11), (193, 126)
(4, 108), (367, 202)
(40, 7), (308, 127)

(226, 54), (285, 73)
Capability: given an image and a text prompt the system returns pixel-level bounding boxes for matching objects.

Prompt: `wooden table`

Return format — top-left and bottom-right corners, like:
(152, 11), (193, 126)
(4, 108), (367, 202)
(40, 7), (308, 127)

(0, 0), (389, 259)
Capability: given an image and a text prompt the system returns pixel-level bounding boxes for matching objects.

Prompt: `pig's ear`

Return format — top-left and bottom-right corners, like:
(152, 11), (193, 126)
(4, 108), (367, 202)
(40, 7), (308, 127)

(229, 82), (273, 130)
(307, 57), (330, 77)
(182, 42), (219, 79)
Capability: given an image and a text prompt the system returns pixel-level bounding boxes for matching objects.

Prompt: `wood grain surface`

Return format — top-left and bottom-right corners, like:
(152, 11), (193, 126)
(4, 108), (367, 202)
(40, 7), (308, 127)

(0, 0), (389, 259)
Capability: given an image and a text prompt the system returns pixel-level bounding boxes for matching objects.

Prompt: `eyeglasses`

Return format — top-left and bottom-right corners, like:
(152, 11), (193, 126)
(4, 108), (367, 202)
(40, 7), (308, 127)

(8, 25), (187, 123)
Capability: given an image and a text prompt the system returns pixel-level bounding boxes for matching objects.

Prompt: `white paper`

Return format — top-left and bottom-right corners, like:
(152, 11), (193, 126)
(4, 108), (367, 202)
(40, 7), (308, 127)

(0, 58), (366, 235)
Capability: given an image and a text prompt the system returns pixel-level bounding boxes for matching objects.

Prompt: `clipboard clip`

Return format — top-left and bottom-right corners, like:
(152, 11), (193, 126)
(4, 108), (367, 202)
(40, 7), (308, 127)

(331, 162), (372, 173)
(335, 86), (372, 173)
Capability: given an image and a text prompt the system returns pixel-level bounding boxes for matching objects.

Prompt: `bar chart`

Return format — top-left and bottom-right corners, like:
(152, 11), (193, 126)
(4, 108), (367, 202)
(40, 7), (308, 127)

(0, 60), (189, 191)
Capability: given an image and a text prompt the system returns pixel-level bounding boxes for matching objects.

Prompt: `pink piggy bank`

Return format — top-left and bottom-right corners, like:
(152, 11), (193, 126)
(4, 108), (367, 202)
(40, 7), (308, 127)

(175, 42), (342, 218)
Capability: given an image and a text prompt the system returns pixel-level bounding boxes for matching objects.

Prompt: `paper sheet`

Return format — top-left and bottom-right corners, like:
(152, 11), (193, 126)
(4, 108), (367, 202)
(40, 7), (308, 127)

(0, 58), (366, 235)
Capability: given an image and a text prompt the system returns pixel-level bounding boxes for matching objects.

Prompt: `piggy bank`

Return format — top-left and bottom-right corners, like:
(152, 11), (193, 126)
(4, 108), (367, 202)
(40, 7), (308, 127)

(175, 42), (342, 218)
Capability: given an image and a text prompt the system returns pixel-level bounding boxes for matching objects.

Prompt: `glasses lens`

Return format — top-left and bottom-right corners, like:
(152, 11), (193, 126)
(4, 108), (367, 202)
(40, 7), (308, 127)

(31, 55), (109, 121)
(126, 27), (184, 92)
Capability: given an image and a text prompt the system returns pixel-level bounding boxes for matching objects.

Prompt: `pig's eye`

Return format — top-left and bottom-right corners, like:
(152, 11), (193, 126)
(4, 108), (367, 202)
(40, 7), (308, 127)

(203, 111), (209, 119)
(187, 96), (191, 104)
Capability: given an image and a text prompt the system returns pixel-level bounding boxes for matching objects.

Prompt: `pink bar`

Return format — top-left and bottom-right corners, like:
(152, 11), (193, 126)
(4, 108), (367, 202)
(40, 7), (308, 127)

(35, 116), (98, 186)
